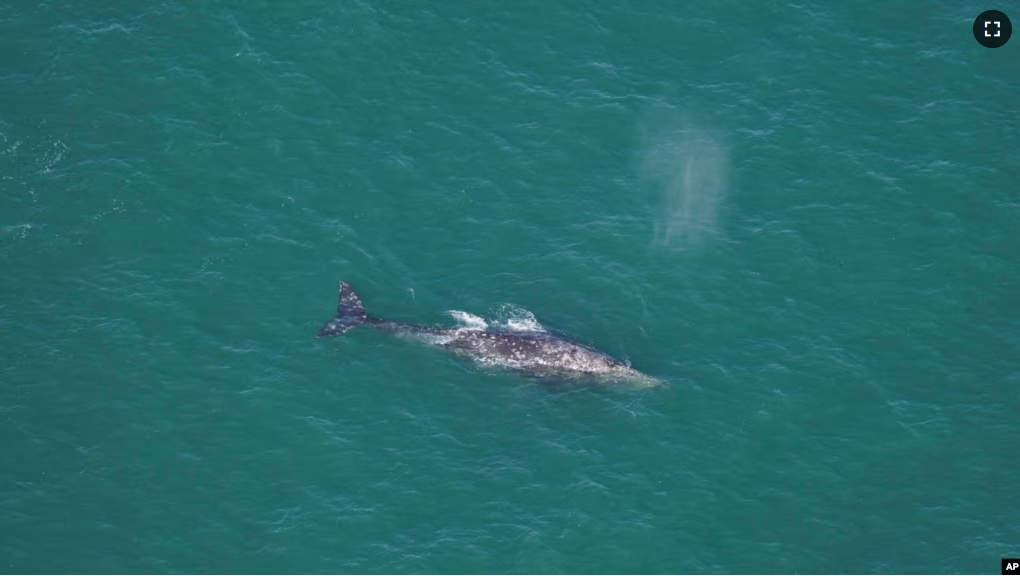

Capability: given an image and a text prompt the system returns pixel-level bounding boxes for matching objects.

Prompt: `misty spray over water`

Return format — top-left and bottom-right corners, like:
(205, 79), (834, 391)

(641, 125), (730, 247)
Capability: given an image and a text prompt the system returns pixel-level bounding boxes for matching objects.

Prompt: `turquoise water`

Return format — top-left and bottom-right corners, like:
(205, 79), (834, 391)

(2, 0), (1018, 573)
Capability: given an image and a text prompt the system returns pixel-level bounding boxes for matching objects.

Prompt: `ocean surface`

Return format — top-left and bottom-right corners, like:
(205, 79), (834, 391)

(2, 0), (1018, 573)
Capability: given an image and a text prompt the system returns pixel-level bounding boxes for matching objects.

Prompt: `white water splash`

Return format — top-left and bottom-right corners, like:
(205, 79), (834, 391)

(447, 305), (545, 333)
(446, 310), (488, 330)
(491, 304), (545, 332)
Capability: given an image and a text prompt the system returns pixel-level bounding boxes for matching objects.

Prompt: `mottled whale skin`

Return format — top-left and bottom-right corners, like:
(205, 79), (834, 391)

(317, 281), (659, 387)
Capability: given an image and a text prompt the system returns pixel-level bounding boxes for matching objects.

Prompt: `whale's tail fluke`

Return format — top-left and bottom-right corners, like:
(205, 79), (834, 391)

(316, 281), (380, 338)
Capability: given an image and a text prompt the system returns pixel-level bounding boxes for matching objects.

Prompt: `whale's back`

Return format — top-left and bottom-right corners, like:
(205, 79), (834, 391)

(442, 330), (650, 380)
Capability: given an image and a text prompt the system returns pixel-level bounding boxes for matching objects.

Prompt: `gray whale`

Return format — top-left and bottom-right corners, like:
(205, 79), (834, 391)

(317, 281), (659, 387)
